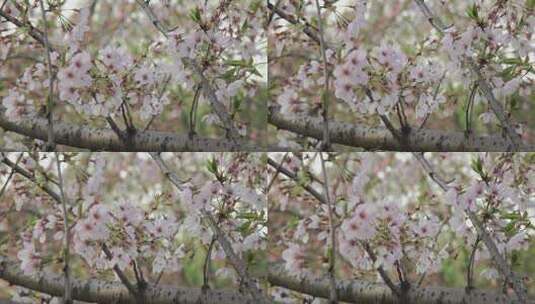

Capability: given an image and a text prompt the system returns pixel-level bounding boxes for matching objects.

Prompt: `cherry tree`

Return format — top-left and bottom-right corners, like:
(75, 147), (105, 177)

(0, 0), (267, 151)
(267, 152), (534, 303)
(0, 152), (269, 303)
(268, 1), (535, 151)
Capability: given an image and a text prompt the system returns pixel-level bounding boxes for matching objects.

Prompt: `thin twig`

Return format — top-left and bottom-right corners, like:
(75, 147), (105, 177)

(55, 153), (72, 304)
(362, 242), (402, 297)
(38, 0), (56, 151)
(319, 153), (337, 303)
(0, 153), (62, 203)
(266, 152), (288, 192)
(101, 243), (139, 298)
(467, 236), (481, 292)
(202, 237), (216, 290)
(266, 157), (327, 204)
(314, 1), (331, 150)
(0, 153), (23, 200)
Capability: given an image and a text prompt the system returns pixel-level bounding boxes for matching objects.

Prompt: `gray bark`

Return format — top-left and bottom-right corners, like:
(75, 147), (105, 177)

(0, 112), (260, 151)
(269, 111), (533, 151)
(0, 257), (255, 304)
(269, 265), (532, 304)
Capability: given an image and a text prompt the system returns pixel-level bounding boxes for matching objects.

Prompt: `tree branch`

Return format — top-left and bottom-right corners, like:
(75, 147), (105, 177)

(0, 256), (255, 304)
(101, 243), (139, 299)
(266, 1), (321, 44)
(0, 111), (262, 151)
(149, 153), (270, 304)
(268, 264), (531, 304)
(269, 111), (530, 151)
(0, 9), (47, 46)
(267, 157), (327, 203)
(361, 242), (402, 297)
(0, 153), (62, 203)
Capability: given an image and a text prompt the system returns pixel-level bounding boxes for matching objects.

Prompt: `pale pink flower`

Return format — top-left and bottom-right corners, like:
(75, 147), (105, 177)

(282, 243), (305, 274)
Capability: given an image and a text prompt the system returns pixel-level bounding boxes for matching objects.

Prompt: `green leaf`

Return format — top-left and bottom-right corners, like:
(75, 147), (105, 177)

(189, 7), (202, 23)
(466, 3), (479, 21)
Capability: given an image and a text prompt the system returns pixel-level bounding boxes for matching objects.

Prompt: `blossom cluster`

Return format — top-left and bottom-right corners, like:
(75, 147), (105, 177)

(1, 0), (266, 143)
(269, 152), (533, 291)
(269, 0), (534, 147)
(0, 153), (266, 288)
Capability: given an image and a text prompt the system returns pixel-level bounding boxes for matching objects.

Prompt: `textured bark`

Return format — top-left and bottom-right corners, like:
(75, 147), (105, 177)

(269, 265), (532, 304)
(0, 257), (255, 304)
(0, 113), (260, 151)
(269, 111), (533, 151)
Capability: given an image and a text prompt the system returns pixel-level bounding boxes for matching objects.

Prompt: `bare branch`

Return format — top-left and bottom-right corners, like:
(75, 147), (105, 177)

(101, 243), (139, 299)
(266, 2), (321, 44)
(267, 157), (327, 204)
(0, 153), (62, 203)
(0, 111), (264, 151)
(0, 153), (23, 200)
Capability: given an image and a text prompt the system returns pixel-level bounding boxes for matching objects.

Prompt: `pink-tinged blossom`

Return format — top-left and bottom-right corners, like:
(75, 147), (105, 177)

(168, 30), (203, 59)
(88, 204), (112, 226)
(340, 204), (377, 241)
(84, 158), (106, 199)
(145, 216), (179, 239)
(99, 45), (133, 72)
(507, 231), (529, 251)
(2, 88), (33, 122)
(134, 65), (156, 86)
(342, 1), (367, 47)
(228, 183), (264, 210)
(115, 202), (144, 226)
(413, 216), (440, 238)
(65, 7), (90, 51)
(110, 247), (131, 271)
(58, 51), (93, 103)
(277, 88), (308, 118)
(282, 243), (305, 275)
(17, 242), (40, 275)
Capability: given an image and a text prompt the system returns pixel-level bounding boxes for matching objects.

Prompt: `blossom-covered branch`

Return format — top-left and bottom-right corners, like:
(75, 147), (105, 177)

(412, 0), (523, 152)
(412, 152), (529, 303)
(150, 153), (270, 304)
(268, 1), (534, 151)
